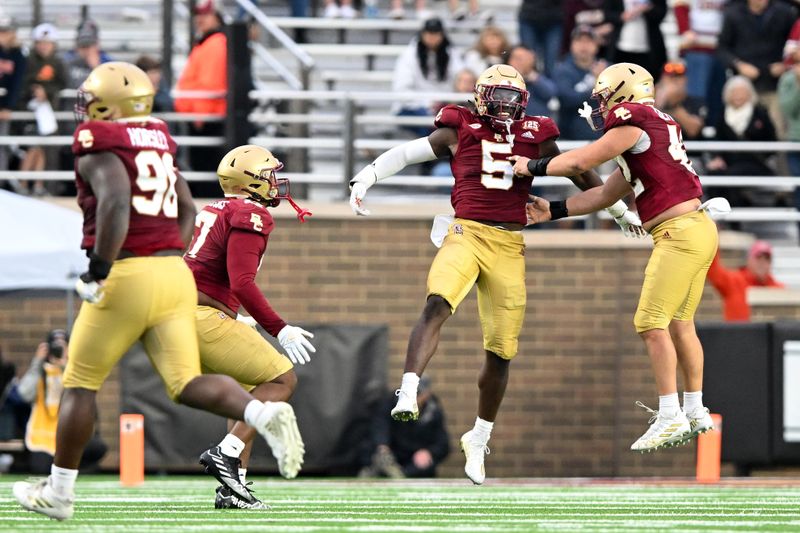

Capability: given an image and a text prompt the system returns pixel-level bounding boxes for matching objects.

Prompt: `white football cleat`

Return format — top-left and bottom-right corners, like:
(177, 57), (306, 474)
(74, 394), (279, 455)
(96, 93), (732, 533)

(390, 389), (419, 421)
(686, 407), (715, 440)
(253, 402), (305, 479)
(630, 401), (691, 453)
(460, 430), (490, 485)
(14, 477), (74, 521)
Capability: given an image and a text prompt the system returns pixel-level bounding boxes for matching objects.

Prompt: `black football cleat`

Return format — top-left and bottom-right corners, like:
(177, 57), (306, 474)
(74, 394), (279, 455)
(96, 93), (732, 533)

(199, 446), (250, 501)
(215, 484), (269, 510)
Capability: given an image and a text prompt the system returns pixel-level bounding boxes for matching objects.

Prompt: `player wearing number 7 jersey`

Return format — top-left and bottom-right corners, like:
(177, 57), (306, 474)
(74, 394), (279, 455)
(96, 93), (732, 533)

(515, 62), (719, 453)
(184, 145), (313, 509)
(14, 63), (305, 520)
(349, 64), (644, 486)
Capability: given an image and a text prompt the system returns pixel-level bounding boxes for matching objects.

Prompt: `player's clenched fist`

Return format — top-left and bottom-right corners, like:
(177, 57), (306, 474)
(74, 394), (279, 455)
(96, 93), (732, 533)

(75, 253), (112, 303)
(509, 155), (532, 177)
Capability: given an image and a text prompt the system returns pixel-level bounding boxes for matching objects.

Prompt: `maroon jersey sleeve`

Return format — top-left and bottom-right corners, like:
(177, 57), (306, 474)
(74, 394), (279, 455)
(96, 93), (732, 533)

(434, 104), (466, 129)
(73, 122), (121, 155)
(229, 200), (275, 236)
(227, 229), (287, 337)
(517, 115), (559, 144)
(603, 102), (640, 131)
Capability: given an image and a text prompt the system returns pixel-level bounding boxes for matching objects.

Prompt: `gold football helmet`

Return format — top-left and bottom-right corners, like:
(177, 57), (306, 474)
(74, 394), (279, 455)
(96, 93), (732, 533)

(75, 62), (155, 122)
(583, 62), (654, 130)
(474, 64), (529, 130)
(217, 145), (286, 207)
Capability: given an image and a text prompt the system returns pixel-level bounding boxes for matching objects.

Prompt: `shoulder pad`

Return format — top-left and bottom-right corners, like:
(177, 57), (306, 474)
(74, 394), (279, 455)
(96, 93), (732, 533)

(434, 104), (468, 130)
(72, 121), (120, 155)
(516, 116), (560, 143)
(229, 199), (274, 236)
(604, 103), (640, 131)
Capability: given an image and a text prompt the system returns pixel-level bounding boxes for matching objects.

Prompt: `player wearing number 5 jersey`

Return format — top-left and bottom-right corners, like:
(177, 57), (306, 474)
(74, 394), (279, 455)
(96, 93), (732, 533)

(516, 62), (720, 454)
(185, 145), (313, 509)
(349, 64), (644, 485)
(14, 63), (304, 521)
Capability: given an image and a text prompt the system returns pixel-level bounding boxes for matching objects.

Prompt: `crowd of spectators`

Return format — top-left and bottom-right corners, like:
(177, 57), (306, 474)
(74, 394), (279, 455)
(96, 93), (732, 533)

(3, 1), (800, 209)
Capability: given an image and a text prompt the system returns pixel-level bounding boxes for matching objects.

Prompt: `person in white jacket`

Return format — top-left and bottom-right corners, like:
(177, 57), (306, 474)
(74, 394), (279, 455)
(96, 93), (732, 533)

(393, 18), (464, 137)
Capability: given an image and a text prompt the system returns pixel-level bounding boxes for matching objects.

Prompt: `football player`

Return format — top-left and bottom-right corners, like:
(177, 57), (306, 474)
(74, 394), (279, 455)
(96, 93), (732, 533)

(349, 64), (645, 485)
(516, 62), (719, 453)
(185, 145), (314, 509)
(13, 63), (303, 520)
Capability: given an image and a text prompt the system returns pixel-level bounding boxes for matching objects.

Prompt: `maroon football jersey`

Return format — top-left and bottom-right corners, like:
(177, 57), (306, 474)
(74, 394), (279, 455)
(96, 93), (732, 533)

(604, 102), (703, 223)
(73, 118), (186, 256)
(434, 105), (559, 225)
(184, 198), (274, 314)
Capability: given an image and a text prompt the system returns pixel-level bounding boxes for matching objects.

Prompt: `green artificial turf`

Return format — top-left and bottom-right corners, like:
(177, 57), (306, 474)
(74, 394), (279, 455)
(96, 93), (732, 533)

(2, 476), (799, 532)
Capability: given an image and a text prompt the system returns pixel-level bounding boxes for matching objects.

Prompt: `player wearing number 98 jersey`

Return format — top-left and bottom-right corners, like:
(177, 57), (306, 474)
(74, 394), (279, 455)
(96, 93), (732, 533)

(518, 62), (720, 454)
(348, 64), (644, 486)
(14, 63), (306, 521)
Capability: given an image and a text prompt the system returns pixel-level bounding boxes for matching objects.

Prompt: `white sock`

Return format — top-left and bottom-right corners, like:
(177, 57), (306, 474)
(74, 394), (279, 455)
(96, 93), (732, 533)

(238, 468), (247, 486)
(683, 391), (704, 414)
(472, 417), (493, 444)
(243, 400), (264, 427)
(218, 433), (245, 458)
(400, 372), (420, 396)
(658, 393), (681, 417)
(50, 465), (78, 496)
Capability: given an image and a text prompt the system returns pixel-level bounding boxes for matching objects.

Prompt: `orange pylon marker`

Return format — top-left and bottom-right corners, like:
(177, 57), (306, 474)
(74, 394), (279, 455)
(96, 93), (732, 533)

(120, 414), (145, 487)
(696, 413), (722, 484)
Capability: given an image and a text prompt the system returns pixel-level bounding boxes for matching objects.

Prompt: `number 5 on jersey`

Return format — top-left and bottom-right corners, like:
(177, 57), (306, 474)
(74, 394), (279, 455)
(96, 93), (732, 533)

(481, 140), (514, 190)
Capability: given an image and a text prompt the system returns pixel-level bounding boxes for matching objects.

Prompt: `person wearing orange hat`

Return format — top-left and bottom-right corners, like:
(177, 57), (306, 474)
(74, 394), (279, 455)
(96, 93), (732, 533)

(707, 240), (785, 321)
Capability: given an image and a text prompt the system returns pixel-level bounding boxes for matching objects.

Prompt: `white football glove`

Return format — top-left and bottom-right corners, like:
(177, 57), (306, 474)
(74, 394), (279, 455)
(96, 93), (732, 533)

(75, 277), (104, 304)
(611, 209), (647, 238)
(277, 324), (316, 365)
(349, 181), (371, 216)
(236, 314), (258, 328)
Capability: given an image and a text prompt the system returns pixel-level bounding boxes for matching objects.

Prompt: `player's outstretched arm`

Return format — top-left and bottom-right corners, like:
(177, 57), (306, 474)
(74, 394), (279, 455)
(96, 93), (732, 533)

(511, 125), (643, 178)
(532, 169), (633, 224)
(175, 172), (197, 248)
(348, 128), (457, 216)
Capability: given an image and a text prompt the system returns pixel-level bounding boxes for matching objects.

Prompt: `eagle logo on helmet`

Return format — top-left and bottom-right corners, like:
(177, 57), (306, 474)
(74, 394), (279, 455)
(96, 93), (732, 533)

(580, 62), (655, 131)
(474, 64), (530, 132)
(75, 61), (155, 122)
(217, 145), (312, 222)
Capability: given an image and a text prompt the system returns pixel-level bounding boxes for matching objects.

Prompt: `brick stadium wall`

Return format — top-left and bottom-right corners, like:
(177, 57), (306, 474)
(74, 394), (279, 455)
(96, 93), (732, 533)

(0, 207), (784, 478)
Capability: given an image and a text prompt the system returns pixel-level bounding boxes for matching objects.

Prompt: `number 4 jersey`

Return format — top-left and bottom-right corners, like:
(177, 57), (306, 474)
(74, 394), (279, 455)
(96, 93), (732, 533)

(603, 102), (703, 224)
(434, 104), (560, 225)
(73, 118), (186, 256)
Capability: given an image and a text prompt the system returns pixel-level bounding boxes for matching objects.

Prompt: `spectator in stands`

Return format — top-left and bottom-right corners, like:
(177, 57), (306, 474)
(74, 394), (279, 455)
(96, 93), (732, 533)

(174, 0), (228, 172)
(506, 45), (558, 117)
(705, 76), (777, 207)
(463, 26), (511, 76)
(784, 18), (800, 67)
(518, 0), (564, 76)
(135, 55), (173, 113)
(63, 19), (112, 89)
(717, 0), (797, 138)
(562, 0), (615, 58)
(604, 0), (667, 84)
(0, 12), (26, 175)
(708, 240), (785, 321)
(17, 330), (107, 474)
(654, 61), (706, 140)
(553, 25), (606, 140)
(16, 23), (68, 197)
(358, 376), (450, 478)
(393, 18), (464, 137)
(673, 0), (729, 127)
(0, 345), (20, 472)
(777, 61), (800, 223)
(323, 0), (357, 19)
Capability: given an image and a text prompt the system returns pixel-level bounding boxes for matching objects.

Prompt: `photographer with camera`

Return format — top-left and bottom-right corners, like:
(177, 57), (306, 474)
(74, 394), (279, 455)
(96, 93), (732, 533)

(17, 329), (106, 474)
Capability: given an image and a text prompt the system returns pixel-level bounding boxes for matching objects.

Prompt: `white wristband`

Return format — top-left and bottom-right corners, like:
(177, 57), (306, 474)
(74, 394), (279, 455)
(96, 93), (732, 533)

(605, 200), (628, 219)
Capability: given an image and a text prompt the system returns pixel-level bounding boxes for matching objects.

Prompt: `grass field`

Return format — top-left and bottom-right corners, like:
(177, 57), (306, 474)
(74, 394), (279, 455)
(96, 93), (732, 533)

(2, 476), (800, 532)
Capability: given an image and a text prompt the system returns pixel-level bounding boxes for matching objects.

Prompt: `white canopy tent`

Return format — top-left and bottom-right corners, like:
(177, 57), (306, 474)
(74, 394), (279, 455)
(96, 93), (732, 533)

(0, 189), (85, 291)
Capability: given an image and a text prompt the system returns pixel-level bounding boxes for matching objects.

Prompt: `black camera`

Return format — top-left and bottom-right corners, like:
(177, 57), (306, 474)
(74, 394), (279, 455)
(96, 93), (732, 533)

(47, 329), (68, 360)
